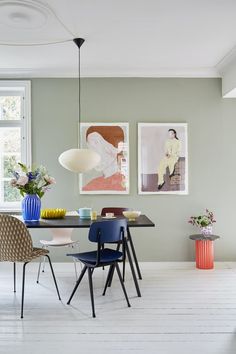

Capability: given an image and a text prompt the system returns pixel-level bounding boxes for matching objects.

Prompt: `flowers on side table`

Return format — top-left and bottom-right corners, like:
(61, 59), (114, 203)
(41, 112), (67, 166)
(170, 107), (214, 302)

(188, 209), (216, 236)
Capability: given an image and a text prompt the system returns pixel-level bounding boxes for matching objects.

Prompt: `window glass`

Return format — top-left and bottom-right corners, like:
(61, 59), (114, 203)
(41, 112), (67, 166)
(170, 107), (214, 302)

(0, 81), (31, 209)
(0, 96), (21, 120)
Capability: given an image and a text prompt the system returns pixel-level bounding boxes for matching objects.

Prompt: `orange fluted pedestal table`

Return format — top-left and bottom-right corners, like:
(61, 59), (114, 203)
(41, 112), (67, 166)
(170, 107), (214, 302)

(189, 234), (220, 269)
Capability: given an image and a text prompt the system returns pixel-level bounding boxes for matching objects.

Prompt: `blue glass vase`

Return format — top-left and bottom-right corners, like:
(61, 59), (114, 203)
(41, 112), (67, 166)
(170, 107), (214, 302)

(22, 194), (41, 222)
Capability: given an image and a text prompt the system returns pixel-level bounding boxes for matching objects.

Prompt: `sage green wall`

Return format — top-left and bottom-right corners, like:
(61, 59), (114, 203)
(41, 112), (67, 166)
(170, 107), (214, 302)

(30, 78), (236, 261)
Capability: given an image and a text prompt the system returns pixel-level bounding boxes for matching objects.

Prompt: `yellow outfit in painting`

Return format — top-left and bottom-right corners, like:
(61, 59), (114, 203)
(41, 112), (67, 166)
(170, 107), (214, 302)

(157, 138), (181, 185)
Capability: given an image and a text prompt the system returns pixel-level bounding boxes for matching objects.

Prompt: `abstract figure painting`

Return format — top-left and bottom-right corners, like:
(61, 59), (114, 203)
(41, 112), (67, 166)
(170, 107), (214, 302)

(138, 123), (188, 194)
(80, 123), (129, 194)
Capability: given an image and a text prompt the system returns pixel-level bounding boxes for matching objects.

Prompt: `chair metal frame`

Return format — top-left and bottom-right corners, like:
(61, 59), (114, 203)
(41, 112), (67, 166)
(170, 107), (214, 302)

(36, 228), (79, 283)
(101, 207), (142, 290)
(0, 214), (61, 318)
(67, 219), (131, 318)
(18, 254), (60, 318)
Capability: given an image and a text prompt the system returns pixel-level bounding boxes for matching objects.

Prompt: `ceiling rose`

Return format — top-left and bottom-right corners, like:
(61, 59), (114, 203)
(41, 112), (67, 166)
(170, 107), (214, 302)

(0, 0), (50, 30)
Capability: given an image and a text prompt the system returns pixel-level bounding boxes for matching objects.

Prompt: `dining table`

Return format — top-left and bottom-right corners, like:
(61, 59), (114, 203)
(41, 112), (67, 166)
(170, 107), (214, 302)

(23, 214), (155, 297)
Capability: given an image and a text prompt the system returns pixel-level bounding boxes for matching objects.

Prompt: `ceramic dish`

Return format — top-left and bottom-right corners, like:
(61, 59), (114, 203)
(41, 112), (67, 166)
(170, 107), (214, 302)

(123, 211), (141, 221)
(77, 208), (92, 219)
(41, 208), (66, 219)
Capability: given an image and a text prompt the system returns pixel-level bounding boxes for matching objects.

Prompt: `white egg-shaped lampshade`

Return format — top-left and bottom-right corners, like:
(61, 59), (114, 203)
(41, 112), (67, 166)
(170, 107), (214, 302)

(58, 148), (101, 173)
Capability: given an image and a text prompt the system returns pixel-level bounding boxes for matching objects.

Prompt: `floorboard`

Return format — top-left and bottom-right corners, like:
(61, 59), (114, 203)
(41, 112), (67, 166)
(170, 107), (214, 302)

(1, 262), (236, 354)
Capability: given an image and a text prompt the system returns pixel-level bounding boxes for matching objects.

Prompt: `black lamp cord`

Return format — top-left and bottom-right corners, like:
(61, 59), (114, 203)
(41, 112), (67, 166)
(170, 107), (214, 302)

(78, 45), (81, 148)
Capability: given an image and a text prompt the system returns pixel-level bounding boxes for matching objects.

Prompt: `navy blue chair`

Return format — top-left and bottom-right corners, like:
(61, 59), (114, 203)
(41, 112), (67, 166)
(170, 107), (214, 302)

(67, 219), (131, 317)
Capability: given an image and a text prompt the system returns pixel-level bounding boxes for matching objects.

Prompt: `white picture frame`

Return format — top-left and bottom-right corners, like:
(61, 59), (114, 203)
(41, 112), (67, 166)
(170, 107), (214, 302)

(79, 122), (129, 194)
(138, 123), (188, 195)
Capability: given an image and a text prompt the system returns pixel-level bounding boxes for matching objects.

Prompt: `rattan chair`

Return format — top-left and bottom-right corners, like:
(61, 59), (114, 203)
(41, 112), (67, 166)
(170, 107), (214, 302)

(0, 214), (61, 318)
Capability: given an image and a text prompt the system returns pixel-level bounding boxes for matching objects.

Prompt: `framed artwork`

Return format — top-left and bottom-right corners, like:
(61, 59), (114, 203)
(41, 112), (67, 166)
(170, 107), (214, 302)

(138, 123), (188, 195)
(79, 122), (129, 194)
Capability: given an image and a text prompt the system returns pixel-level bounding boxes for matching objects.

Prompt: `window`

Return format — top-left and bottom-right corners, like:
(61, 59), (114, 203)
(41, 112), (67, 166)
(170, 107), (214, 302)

(0, 81), (31, 210)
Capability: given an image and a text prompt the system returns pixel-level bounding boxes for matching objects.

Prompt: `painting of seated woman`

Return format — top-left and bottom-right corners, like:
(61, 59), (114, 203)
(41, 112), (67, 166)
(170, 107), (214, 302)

(138, 123), (188, 195)
(80, 123), (129, 194)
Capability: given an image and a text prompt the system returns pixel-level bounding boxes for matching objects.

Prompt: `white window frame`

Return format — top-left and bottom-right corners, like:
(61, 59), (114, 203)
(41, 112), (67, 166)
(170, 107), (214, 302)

(0, 80), (31, 211)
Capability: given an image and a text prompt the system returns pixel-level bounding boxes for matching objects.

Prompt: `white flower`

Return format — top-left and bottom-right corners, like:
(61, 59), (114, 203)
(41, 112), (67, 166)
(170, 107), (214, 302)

(17, 175), (29, 186)
(45, 176), (56, 184)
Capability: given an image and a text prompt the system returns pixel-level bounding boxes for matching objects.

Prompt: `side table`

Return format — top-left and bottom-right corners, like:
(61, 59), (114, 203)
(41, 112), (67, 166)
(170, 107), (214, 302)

(189, 234), (220, 269)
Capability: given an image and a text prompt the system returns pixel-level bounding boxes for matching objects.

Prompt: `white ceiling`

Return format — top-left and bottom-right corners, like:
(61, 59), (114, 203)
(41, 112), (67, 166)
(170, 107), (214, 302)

(0, 0), (236, 78)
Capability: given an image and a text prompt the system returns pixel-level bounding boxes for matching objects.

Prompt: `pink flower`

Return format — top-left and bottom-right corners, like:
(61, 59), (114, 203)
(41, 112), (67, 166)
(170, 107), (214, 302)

(17, 176), (28, 186)
(45, 176), (56, 185)
(10, 178), (17, 187)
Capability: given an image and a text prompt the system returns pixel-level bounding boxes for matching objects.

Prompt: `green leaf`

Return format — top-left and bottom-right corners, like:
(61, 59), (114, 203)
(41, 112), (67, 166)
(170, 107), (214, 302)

(18, 162), (28, 173)
(20, 190), (25, 197)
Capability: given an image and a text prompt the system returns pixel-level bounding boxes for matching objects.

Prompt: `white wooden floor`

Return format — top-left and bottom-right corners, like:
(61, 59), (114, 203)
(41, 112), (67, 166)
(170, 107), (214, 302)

(1, 262), (236, 354)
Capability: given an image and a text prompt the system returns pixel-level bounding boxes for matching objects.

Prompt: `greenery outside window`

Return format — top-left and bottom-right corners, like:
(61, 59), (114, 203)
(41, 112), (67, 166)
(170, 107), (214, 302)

(0, 81), (31, 210)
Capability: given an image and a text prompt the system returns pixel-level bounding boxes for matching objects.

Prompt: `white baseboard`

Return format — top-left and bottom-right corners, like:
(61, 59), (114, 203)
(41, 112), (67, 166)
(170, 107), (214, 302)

(1, 261), (236, 273)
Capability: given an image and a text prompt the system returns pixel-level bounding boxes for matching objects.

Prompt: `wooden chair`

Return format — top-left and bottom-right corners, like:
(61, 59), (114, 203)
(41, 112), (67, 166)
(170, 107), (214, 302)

(101, 207), (129, 217)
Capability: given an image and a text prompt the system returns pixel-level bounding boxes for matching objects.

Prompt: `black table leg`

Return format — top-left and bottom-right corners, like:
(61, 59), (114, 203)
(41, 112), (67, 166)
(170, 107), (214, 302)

(127, 227), (142, 280)
(125, 238), (141, 297)
(105, 239), (141, 297)
(122, 245), (126, 282)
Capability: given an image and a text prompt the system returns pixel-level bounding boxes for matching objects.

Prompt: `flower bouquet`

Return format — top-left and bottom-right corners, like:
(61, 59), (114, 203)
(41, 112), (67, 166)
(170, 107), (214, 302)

(188, 209), (216, 236)
(10, 163), (56, 221)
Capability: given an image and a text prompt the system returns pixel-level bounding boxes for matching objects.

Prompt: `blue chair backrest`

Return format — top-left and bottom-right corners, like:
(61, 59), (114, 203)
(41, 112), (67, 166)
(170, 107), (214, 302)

(89, 219), (127, 244)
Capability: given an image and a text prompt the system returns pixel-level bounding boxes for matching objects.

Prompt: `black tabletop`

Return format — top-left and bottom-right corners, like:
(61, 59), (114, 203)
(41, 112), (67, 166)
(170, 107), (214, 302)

(189, 234), (220, 241)
(22, 214), (155, 229)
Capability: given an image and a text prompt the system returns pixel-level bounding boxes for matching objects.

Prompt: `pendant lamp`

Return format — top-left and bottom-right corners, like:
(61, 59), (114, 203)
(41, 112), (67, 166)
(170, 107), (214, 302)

(58, 38), (100, 173)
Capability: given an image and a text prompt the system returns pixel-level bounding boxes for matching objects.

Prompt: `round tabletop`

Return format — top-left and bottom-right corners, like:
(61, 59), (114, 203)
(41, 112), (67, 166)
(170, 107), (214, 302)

(189, 234), (220, 241)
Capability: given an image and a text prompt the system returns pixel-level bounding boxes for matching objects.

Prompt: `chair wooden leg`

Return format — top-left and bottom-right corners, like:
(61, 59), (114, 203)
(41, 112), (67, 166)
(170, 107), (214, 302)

(45, 255), (61, 301)
(21, 262), (28, 319)
(13, 262), (16, 293)
(67, 265), (87, 305)
(88, 267), (96, 318)
(115, 263), (131, 308)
